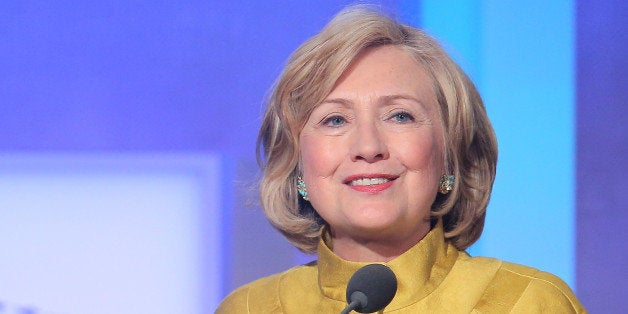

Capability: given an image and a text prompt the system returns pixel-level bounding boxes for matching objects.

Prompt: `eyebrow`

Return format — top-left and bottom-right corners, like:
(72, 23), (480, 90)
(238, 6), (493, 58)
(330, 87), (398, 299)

(321, 94), (425, 108)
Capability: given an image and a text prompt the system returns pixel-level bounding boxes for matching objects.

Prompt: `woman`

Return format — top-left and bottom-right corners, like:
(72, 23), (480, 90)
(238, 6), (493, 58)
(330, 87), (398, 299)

(217, 6), (585, 313)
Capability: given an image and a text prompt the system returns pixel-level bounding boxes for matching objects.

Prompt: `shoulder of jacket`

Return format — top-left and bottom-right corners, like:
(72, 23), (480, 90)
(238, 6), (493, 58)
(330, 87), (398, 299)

(215, 263), (317, 313)
(458, 254), (570, 289)
(456, 254), (585, 312)
(497, 260), (573, 293)
(493, 260), (585, 312)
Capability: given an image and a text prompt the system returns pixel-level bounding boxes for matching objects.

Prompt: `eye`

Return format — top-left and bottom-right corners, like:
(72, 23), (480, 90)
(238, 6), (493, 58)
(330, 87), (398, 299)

(322, 115), (347, 127)
(390, 111), (415, 123)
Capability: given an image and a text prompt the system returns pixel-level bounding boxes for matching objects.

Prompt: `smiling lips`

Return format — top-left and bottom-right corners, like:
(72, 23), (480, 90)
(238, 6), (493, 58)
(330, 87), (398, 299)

(344, 174), (397, 193)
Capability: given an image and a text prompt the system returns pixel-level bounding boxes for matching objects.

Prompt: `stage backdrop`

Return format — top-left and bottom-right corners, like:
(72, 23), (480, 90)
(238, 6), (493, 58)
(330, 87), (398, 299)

(0, 1), (625, 313)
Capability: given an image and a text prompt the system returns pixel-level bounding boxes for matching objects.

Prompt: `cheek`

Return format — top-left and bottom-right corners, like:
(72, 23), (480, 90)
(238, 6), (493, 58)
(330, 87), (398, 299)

(299, 134), (343, 177)
(398, 132), (443, 174)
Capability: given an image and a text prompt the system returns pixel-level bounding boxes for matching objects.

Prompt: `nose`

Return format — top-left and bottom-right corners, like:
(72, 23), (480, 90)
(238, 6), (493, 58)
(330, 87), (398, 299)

(350, 120), (389, 163)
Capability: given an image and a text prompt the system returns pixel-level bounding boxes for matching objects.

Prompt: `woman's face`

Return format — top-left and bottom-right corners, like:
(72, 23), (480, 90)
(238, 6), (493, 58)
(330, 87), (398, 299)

(299, 45), (444, 246)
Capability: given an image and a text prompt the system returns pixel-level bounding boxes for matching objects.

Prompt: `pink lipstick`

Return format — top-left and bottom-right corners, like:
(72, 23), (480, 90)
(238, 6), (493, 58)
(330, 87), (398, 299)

(344, 174), (397, 193)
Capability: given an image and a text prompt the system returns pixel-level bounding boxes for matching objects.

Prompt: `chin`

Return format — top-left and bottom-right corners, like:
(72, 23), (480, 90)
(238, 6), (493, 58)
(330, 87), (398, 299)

(348, 209), (399, 225)
(353, 214), (429, 236)
(347, 217), (408, 235)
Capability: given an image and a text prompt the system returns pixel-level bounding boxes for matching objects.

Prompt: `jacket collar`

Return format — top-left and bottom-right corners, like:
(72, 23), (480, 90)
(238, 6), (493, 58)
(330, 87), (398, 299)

(316, 220), (459, 310)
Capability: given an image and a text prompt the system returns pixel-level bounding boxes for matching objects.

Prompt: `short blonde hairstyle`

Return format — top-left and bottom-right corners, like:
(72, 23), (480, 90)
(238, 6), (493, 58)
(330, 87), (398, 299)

(257, 6), (497, 253)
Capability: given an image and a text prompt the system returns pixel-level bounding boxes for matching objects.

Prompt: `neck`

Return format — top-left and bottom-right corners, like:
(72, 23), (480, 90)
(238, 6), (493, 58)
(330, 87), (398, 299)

(330, 226), (430, 262)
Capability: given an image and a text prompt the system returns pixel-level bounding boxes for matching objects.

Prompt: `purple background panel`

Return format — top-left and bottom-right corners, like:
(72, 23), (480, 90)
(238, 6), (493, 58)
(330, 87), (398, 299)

(576, 0), (628, 312)
(0, 1), (399, 156)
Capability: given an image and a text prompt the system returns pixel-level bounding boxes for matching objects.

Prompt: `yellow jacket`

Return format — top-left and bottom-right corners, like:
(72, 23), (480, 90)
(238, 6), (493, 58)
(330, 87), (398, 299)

(217, 222), (585, 313)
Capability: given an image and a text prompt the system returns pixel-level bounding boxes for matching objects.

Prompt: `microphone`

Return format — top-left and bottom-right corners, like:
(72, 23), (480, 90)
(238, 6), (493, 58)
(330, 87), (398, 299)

(340, 264), (397, 314)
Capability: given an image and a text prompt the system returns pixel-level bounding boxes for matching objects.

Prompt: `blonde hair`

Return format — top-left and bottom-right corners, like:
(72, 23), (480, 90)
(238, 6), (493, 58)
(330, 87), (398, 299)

(257, 6), (497, 253)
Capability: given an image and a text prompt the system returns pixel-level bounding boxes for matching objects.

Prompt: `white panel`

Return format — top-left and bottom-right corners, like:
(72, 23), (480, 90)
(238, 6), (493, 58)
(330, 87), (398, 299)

(0, 153), (226, 314)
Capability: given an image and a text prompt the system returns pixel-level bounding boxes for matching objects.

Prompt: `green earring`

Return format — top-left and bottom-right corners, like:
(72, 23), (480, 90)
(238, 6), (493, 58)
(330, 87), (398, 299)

(439, 175), (455, 194)
(297, 176), (310, 201)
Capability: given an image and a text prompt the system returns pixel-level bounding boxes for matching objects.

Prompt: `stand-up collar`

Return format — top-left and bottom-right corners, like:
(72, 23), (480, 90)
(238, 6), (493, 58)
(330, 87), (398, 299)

(317, 221), (459, 310)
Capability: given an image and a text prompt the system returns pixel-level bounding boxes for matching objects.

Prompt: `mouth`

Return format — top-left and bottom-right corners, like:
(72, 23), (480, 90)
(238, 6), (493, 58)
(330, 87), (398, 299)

(347, 177), (392, 186)
(343, 174), (398, 192)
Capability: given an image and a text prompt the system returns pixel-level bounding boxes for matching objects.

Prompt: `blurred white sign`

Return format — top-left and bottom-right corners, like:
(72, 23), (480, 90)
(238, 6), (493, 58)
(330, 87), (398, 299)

(0, 153), (228, 314)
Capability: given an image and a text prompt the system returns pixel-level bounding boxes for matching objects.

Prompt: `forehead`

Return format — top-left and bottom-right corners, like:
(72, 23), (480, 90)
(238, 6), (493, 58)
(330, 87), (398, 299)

(323, 45), (437, 108)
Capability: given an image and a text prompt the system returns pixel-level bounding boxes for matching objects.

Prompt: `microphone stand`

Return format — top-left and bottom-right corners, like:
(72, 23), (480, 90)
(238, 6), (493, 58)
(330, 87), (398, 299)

(340, 300), (360, 314)
(340, 291), (368, 314)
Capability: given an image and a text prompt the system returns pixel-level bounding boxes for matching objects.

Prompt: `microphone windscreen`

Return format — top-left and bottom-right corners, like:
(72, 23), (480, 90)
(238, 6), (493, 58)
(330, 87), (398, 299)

(345, 264), (397, 313)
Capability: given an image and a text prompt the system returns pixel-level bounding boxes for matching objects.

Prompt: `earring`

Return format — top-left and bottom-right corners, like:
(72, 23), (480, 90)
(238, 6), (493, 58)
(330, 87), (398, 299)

(297, 176), (310, 201)
(439, 175), (455, 194)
